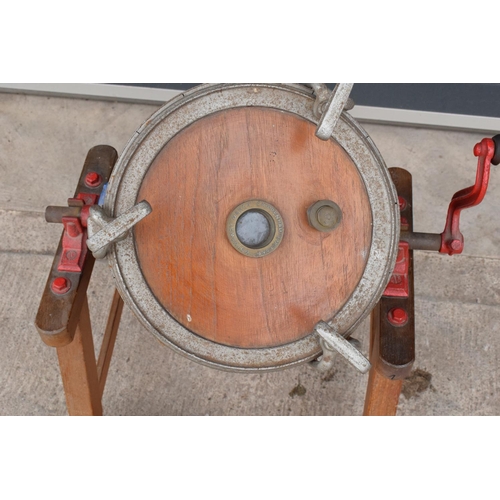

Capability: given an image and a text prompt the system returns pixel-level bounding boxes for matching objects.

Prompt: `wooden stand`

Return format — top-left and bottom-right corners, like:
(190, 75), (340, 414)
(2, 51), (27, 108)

(35, 146), (123, 416)
(35, 147), (415, 416)
(364, 168), (415, 416)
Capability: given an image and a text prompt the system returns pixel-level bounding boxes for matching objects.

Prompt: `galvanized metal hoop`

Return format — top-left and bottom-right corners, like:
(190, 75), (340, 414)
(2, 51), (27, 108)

(104, 83), (399, 372)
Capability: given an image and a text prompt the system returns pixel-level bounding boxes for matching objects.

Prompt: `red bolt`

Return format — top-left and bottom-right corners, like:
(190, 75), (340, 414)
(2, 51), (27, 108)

(387, 308), (408, 326)
(450, 239), (462, 251)
(51, 277), (71, 294)
(398, 196), (407, 211)
(85, 171), (101, 188)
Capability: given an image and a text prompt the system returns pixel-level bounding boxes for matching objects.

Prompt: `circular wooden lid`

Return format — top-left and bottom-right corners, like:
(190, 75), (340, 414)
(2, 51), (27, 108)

(135, 106), (372, 349)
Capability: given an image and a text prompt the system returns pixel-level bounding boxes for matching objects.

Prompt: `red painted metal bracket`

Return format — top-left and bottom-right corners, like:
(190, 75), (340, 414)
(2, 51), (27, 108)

(58, 193), (98, 272)
(440, 138), (496, 255)
(384, 241), (410, 298)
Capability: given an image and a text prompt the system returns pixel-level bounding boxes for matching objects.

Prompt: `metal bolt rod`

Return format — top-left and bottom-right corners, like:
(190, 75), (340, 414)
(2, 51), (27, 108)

(399, 231), (441, 251)
(314, 321), (371, 374)
(45, 206), (82, 223)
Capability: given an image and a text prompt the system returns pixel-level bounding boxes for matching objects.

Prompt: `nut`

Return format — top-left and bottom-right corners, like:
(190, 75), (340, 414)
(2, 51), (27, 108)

(387, 307), (408, 327)
(51, 277), (71, 294)
(307, 200), (342, 232)
(85, 172), (101, 188)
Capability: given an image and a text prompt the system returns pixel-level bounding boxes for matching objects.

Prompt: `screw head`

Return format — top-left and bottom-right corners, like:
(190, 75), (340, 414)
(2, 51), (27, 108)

(387, 307), (408, 327)
(85, 171), (101, 188)
(51, 277), (71, 294)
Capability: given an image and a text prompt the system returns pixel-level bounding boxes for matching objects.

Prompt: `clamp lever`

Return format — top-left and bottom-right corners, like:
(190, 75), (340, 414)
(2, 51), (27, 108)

(313, 321), (371, 374)
(310, 83), (354, 140)
(86, 201), (152, 259)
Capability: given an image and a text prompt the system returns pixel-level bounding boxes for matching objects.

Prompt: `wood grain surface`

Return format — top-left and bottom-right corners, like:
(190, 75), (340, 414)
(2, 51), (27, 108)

(57, 296), (103, 416)
(135, 107), (372, 348)
(363, 370), (403, 416)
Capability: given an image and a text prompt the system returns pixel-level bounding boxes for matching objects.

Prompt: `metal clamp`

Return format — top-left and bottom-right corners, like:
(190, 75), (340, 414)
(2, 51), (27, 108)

(313, 321), (371, 374)
(383, 241), (410, 298)
(45, 193), (99, 273)
(310, 83), (354, 140)
(87, 200), (152, 259)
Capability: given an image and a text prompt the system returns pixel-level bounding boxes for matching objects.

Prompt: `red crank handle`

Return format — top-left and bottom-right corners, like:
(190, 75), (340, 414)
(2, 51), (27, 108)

(440, 135), (500, 255)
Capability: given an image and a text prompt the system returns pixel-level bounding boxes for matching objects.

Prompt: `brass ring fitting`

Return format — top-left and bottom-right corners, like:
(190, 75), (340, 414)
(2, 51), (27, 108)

(226, 200), (284, 258)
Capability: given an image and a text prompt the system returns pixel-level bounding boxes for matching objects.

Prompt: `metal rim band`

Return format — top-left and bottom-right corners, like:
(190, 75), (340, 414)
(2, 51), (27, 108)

(104, 83), (399, 372)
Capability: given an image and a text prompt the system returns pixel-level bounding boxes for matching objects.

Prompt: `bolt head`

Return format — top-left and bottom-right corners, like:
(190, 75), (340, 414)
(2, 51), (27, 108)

(307, 200), (342, 232)
(85, 172), (101, 188)
(450, 239), (462, 251)
(317, 206), (337, 228)
(51, 277), (71, 294)
(387, 307), (408, 326)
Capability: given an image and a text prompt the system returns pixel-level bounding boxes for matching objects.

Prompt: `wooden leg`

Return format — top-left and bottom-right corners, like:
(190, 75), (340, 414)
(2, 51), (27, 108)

(363, 370), (403, 417)
(364, 369), (403, 416)
(55, 290), (124, 416)
(364, 302), (405, 416)
(363, 168), (415, 416)
(97, 289), (123, 397)
(57, 296), (102, 416)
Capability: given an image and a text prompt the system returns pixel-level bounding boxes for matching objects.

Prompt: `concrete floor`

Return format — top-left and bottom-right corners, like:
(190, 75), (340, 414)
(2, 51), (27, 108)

(1, 91), (499, 416)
